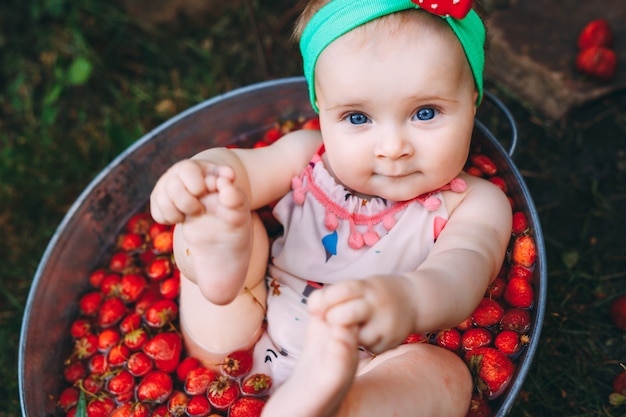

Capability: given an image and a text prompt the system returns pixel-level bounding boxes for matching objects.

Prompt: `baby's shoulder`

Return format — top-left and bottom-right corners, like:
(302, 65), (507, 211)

(443, 172), (511, 216)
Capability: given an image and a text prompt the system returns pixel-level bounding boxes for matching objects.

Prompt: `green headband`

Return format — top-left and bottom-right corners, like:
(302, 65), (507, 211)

(300, 0), (485, 112)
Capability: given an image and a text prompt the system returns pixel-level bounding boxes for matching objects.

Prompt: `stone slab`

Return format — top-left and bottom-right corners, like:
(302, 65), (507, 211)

(485, 0), (626, 120)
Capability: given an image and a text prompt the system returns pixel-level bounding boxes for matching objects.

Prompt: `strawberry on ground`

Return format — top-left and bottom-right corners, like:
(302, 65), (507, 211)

(610, 294), (626, 331)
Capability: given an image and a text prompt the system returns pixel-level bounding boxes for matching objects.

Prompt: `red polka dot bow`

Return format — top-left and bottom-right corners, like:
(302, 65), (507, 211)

(411, 0), (473, 19)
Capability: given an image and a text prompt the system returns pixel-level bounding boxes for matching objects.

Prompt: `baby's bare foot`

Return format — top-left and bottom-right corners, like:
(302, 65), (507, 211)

(262, 315), (360, 417)
(181, 174), (253, 304)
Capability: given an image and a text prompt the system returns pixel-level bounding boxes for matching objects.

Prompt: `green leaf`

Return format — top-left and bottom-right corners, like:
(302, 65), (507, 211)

(561, 250), (579, 269)
(609, 392), (626, 406)
(76, 390), (86, 417)
(66, 57), (93, 86)
(43, 84), (63, 106)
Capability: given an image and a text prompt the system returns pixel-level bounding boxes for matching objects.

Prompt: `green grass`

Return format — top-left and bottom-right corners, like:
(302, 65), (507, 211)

(2, 1), (626, 417)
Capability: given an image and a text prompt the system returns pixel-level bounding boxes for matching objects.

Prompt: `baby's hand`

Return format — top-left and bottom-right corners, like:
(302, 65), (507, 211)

(307, 276), (416, 354)
(150, 159), (238, 225)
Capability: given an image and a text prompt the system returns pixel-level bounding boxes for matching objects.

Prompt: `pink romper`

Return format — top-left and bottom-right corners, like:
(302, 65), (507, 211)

(251, 149), (467, 389)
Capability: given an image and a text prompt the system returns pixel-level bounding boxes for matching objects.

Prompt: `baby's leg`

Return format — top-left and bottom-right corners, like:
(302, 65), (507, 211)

(179, 212), (269, 367)
(264, 339), (472, 417)
(342, 343), (473, 417)
(261, 314), (360, 417)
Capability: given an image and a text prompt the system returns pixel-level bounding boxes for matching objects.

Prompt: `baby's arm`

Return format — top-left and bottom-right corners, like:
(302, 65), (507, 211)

(150, 129), (322, 304)
(308, 173), (512, 353)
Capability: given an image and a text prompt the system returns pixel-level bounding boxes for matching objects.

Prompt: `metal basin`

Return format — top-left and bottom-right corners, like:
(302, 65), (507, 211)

(19, 77), (546, 417)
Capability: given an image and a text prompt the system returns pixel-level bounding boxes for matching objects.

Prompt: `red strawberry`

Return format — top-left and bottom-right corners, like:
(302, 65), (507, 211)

(504, 277), (534, 309)
(488, 176), (507, 193)
(87, 397), (116, 417)
(123, 327), (149, 351)
(186, 395), (211, 417)
(74, 334), (99, 359)
(177, 356), (202, 382)
(151, 405), (170, 417)
(58, 386), (79, 411)
(507, 265), (533, 282)
(220, 349), (253, 378)
(465, 346), (515, 399)
(167, 390), (189, 417)
(160, 275), (180, 299)
(106, 369), (135, 396)
(134, 286), (162, 315)
(63, 361), (86, 383)
(145, 299), (179, 328)
(465, 165), (483, 178)
(228, 397), (266, 417)
(578, 19), (613, 50)
(301, 116), (320, 130)
(511, 235), (536, 268)
(511, 211), (528, 235)
(469, 154), (498, 176)
(120, 273), (147, 303)
(262, 126), (282, 143)
(98, 297), (127, 328)
(576, 45), (617, 81)
(435, 328), (462, 351)
(184, 367), (218, 395)
(143, 331), (183, 373)
(207, 375), (240, 410)
(146, 257), (173, 281)
(455, 316), (473, 331)
(70, 318), (92, 339)
(461, 327), (492, 351)
(118, 232), (144, 252)
(119, 312), (143, 334)
(403, 332), (427, 344)
(109, 251), (135, 273)
(609, 365), (626, 406)
(485, 277), (506, 299)
(472, 298), (504, 328)
(100, 273), (122, 297)
(88, 353), (109, 375)
(126, 212), (153, 234)
(494, 330), (522, 356)
(611, 295), (626, 331)
(127, 351), (153, 377)
(500, 308), (531, 333)
(466, 393), (493, 417)
(149, 222), (171, 241)
(137, 370), (174, 404)
(152, 230), (174, 254)
(82, 373), (103, 395)
(97, 328), (121, 352)
(79, 291), (103, 316)
(107, 344), (131, 368)
(89, 268), (107, 288)
(241, 373), (273, 396)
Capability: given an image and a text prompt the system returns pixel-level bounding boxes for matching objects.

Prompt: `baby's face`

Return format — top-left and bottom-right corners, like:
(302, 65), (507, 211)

(314, 12), (478, 201)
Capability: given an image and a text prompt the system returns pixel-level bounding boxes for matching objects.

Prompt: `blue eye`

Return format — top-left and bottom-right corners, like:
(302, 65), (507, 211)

(415, 107), (437, 121)
(348, 113), (369, 125)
